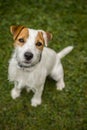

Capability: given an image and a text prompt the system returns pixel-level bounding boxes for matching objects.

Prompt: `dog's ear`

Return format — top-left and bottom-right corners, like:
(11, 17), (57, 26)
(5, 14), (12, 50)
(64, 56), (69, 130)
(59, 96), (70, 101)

(10, 25), (18, 35)
(10, 25), (25, 40)
(42, 31), (52, 46)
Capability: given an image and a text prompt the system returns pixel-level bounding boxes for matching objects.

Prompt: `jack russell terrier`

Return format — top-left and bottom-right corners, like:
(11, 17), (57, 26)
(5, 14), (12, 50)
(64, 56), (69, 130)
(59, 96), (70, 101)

(8, 25), (73, 107)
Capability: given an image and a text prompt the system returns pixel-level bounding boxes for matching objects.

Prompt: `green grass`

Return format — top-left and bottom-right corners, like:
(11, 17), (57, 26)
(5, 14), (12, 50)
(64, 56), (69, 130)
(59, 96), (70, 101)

(0, 0), (87, 129)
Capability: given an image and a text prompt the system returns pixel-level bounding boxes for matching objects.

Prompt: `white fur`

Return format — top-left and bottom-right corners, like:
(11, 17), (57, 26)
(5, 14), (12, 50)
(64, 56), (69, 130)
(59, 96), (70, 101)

(8, 28), (73, 107)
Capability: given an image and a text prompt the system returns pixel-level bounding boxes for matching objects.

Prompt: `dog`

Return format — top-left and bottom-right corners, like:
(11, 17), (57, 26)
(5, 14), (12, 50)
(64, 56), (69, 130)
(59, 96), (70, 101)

(8, 25), (73, 107)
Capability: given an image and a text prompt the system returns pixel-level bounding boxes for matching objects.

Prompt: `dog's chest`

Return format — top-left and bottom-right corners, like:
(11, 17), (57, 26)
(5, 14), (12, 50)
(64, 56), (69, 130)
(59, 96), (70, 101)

(15, 67), (46, 88)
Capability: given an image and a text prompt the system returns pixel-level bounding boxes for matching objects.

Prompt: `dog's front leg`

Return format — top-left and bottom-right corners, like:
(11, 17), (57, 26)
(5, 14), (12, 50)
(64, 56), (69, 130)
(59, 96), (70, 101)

(11, 81), (23, 99)
(31, 85), (44, 107)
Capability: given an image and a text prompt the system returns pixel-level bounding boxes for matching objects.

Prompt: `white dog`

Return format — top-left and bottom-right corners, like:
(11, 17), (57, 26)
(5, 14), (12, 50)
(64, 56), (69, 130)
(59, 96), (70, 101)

(8, 25), (73, 107)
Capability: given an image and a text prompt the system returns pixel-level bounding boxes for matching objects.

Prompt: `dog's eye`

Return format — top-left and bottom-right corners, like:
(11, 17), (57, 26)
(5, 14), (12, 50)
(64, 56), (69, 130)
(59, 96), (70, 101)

(36, 42), (42, 46)
(18, 38), (24, 43)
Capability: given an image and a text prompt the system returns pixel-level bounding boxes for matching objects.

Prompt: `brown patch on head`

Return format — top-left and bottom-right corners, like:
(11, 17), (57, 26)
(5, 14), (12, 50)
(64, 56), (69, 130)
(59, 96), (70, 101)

(15, 28), (29, 46)
(35, 32), (44, 50)
(10, 25), (29, 47)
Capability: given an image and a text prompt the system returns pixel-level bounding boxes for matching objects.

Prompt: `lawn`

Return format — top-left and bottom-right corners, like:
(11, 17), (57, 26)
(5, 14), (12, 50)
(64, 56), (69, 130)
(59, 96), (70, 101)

(0, 0), (87, 130)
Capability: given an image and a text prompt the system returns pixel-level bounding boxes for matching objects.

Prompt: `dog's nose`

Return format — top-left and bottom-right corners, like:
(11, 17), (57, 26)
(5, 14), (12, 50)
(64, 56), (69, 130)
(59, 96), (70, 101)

(24, 52), (33, 61)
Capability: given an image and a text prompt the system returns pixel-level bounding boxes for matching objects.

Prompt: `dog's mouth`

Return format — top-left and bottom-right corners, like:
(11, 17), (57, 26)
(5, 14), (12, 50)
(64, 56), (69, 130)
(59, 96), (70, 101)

(24, 60), (32, 64)
(17, 55), (42, 69)
(18, 62), (31, 68)
(18, 60), (34, 68)
(16, 53), (42, 69)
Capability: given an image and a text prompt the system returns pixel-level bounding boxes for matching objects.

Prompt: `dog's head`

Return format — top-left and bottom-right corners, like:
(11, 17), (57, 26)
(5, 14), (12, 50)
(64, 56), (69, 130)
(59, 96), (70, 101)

(10, 25), (52, 68)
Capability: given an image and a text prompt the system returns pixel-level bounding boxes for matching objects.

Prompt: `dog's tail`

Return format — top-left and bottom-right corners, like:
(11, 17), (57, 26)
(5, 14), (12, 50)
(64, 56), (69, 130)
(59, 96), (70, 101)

(57, 46), (74, 59)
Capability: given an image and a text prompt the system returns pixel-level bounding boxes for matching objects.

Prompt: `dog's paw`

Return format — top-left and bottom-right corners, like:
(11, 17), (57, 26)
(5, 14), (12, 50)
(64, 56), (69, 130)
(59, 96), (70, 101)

(56, 81), (65, 91)
(11, 88), (20, 99)
(31, 98), (42, 107)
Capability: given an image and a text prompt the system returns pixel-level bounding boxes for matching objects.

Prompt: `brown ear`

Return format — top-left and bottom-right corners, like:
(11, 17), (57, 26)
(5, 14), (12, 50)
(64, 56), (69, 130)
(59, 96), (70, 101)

(46, 32), (52, 42)
(10, 25), (25, 40)
(10, 26), (18, 35)
(42, 31), (52, 46)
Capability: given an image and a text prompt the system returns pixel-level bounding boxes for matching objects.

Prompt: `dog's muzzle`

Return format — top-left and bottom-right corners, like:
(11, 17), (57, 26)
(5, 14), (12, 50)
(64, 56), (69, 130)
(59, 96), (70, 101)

(17, 53), (42, 69)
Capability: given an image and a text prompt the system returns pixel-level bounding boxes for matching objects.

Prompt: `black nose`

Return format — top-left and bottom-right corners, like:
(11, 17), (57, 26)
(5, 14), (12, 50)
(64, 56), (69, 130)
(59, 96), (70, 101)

(24, 52), (33, 61)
